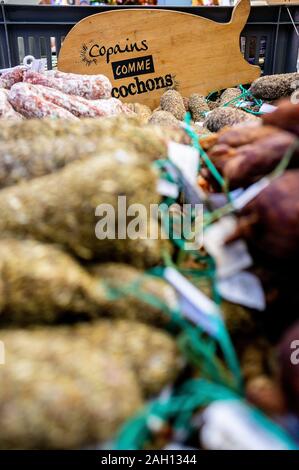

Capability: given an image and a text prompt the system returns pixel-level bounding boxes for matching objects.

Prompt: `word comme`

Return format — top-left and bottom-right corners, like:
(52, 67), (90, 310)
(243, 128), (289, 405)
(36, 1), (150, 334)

(112, 55), (155, 80)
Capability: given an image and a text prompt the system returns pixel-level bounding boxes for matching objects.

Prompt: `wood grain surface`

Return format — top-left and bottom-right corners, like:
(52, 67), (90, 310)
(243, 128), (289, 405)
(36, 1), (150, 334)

(58, 0), (261, 108)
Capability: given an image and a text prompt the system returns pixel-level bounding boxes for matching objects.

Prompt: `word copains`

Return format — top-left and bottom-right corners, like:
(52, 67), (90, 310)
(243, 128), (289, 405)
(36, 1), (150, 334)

(84, 38), (174, 96)
(112, 74), (173, 98)
(88, 38), (148, 64)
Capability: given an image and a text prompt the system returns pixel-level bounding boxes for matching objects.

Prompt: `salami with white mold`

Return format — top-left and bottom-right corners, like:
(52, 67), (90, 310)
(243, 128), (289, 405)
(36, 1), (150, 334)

(8, 83), (78, 120)
(0, 88), (23, 120)
(0, 66), (26, 89)
(24, 70), (112, 100)
(21, 83), (126, 118)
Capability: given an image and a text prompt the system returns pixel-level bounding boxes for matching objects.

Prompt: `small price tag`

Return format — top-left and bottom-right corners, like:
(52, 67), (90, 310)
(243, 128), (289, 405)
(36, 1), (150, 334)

(200, 400), (296, 450)
(156, 179), (179, 199)
(235, 100), (254, 108)
(180, 173), (206, 205)
(208, 188), (243, 210)
(168, 141), (199, 186)
(259, 103), (277, 114)
(164, 267), (221, 336)
(194, 122), (204, 128)
(204, 215), (252, 278)
(233, 177), (270, 211)
(217, 271), (266, 311)
(30, 58), (47, 73)
(163, 156), (205, 205)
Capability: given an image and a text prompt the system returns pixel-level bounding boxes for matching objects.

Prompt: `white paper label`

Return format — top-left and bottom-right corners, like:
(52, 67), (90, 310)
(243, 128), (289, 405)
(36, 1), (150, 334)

(161, 161), (205, 205)
(217, 271), (266, 311)
(209, 188), (243, 209)
(168, 141), (199, 186)
(30, 58), (47, 73)
(200, 401), (294, 450)
(156, 179), (179, 198)
(204, 215), (252, 278)
(232, 177), (270, 210)
(259, 103), (277, 114)
(235, 100), (253, 108)
(164, 267), (221, 336)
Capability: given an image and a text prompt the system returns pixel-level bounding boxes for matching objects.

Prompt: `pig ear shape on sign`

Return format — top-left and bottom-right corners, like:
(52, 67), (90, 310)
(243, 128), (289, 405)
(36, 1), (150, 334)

(230, 0), (251, 31)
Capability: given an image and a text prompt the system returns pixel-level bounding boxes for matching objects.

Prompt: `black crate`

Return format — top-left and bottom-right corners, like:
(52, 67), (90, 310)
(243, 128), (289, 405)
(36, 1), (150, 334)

(0, 3), (298, 75)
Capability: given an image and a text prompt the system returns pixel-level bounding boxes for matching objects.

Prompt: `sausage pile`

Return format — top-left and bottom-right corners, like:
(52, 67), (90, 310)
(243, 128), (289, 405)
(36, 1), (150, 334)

(0, 67), (132, 119)
(0, 64), (298, 449)
(0, 112), (183, 449)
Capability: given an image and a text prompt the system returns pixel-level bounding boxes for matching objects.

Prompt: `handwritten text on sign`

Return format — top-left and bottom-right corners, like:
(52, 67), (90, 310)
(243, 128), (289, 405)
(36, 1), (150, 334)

(80, 38), (173, 99)
(58, 4), (260, 108)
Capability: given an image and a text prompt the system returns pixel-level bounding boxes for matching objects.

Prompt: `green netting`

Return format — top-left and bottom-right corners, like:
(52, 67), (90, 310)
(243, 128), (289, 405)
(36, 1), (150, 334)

(112, 101), (299, 450)
(115, 378), (298, 450)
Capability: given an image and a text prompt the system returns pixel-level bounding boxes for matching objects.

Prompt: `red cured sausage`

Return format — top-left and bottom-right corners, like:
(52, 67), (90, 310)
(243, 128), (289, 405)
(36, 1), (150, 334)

(0, 66), (26, 89)
(25, 83), (130, 118)
(0, 88), (23, 120)
(24, 70), (112, 100)
(8, 83), (78, 120)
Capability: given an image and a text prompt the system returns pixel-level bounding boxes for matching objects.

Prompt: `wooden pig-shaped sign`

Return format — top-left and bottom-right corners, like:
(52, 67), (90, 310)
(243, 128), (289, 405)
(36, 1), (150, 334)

(58, 0), (260, 108)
